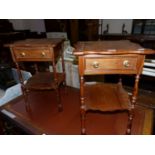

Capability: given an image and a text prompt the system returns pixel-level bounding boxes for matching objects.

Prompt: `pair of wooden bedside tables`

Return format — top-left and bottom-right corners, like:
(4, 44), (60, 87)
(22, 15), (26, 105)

(9, 39), (155, 135)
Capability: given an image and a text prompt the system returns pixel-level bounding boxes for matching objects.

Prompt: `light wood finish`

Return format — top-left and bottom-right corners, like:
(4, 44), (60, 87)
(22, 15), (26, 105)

(74, 40), (155, 135)
(10, 38), (65, 111)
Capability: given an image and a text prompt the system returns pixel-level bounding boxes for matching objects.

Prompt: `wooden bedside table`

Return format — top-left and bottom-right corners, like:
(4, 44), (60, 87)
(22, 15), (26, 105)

(9, 38), (66, 111)
(74, 40), (155, 134)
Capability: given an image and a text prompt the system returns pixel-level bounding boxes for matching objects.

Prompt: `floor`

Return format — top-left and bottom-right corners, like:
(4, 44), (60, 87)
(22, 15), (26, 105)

(1, 86), (155, 135)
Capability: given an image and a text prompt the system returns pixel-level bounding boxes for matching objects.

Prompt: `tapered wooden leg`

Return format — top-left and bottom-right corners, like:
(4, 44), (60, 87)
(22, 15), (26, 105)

(25, 99), (32, 114)
(62, 78), (66, 87)
(21, 85), (30, 112)
(80, 76), (86, 134)
(56, 88), (63, 112)
(16, 62), (29, 104)
(61, 45), (66, 87)
(126, 109), (134, 135)
(62, 80), (67, 96)
(81, 107), (86, 135)
(126, 74), (139, 135)
(21, 85), (28, 103)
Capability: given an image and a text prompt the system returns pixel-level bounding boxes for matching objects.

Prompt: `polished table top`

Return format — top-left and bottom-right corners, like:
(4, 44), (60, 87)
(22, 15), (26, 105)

(9, 38), (64, 47)
(74, 40), (155, 55)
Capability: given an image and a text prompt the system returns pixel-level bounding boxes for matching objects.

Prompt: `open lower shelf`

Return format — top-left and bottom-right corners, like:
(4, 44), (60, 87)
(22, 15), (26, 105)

(25, 72), (64, 90)
(84, 82), (132, 112)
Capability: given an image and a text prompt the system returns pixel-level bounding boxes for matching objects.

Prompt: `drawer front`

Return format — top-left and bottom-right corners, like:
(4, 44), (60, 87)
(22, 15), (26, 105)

(84, 56), (140, 74)
(13, 48), (53, 61)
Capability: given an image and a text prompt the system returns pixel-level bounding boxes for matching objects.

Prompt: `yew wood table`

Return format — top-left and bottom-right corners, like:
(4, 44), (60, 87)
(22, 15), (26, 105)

(73, 40), (155, 134)
(9, 38), (66, 111)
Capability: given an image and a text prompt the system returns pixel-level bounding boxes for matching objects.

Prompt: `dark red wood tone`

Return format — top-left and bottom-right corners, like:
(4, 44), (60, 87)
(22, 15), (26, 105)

(74, 40), (155, 135)
(9, 38), (66, 111)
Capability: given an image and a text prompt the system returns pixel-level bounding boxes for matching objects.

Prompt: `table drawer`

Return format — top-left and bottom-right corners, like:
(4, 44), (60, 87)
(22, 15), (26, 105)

(13, 48), (52, 61)
(84, 56), (139, 74)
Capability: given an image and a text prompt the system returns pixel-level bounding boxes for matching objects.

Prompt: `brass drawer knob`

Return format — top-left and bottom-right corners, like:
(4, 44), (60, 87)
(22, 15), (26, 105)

(92, 61), (99, 68)
(123, 60), (130, 67)
(41, 52), (46, 57)
(20, 52), (26, 57)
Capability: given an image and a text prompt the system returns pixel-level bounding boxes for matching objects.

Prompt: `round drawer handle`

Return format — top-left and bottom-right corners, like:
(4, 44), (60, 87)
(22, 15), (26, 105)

(20, 52), (26, 57)
(41, 52), (46, 57)
(92, 61), (99, 68)
(123, 60), (130, 67)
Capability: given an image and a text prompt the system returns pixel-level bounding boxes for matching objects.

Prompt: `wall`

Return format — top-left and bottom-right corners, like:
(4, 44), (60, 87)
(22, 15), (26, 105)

(9, 19), (133, 35)
(9, 19), (25, 30)
(99, 19), (133, 34)
(9, 19), (46, 33)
